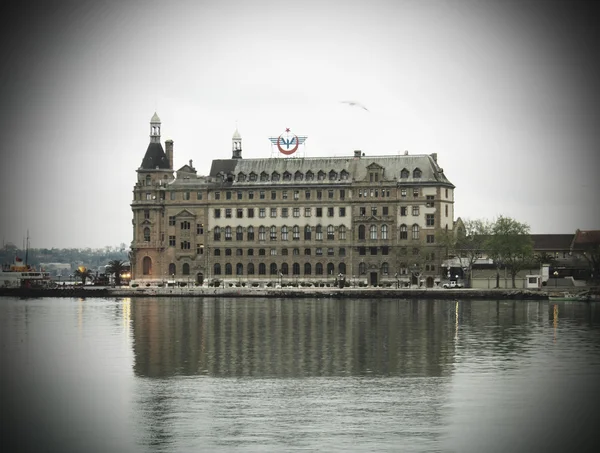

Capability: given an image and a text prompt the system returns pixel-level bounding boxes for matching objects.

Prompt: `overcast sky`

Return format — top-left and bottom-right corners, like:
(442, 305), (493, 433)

(1, 0), (598, 249)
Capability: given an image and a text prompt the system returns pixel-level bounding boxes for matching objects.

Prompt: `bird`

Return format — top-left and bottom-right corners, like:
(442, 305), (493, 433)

(340, 100), (369, 112)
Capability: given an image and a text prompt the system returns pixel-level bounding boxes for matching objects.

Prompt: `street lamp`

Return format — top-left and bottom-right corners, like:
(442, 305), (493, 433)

(395, 272), (399, 288)
(554, 270), (559, 287)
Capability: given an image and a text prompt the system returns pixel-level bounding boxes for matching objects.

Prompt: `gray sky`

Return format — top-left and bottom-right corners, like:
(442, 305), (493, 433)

(1, 0), (599, 249)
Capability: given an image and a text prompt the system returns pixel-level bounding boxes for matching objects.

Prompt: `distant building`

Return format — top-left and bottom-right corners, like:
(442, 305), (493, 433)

(130, 114), (457, 287)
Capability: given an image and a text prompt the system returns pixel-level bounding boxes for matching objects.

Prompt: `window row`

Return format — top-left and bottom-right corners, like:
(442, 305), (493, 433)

(213, 225), (347, 241)
(214, 206), (346, 219)
(356, 224), (390, 240)
(214, 188), (347, 202)
(213, 247), (347, 257)
(231, 169), (350, 183)
(213, 262), (348, 276)
(400, 168), (422, 179)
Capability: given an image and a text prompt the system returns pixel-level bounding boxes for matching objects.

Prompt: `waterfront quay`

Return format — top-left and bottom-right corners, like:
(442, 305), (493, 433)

(1, 286), (553, 299)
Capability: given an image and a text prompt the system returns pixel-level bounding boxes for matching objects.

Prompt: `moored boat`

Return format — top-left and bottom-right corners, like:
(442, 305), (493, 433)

(1, 257), (53, 289)
(548, 291), (590, 302)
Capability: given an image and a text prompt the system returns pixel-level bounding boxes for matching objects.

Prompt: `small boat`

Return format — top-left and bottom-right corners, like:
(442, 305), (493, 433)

(548, 291), (590, 302)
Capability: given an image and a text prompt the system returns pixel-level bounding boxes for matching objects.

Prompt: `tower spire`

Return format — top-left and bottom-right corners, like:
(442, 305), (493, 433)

(232, 126), (242, 159)
(150, 112), (161, 143)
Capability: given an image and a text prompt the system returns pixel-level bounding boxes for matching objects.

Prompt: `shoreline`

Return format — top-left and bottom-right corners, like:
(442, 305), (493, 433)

(0, 286), (563, 300)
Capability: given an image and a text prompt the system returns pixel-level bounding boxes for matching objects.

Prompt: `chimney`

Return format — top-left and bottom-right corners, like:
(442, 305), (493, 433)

(354, 150), (362, 158)
(165, 140), (174, 169)
(431, 153), (437, 163)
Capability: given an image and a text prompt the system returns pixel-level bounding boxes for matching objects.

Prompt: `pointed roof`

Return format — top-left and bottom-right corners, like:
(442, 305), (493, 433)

(140, 142), (170, 169)
(151, 112), (161, 123)
(232, 128), (241, 139)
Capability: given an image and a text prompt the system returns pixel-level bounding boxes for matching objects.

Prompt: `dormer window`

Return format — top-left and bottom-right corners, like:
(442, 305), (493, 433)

(249, 172), (257, 181)
(237, 173), (246, 182)
(340, 170), (349, 180)
(329, 170), (337, 180)
(317, 171), (326, 181)
(283, 171), (291, 181)
(400, 168), (409, 179)
(294, 171), (303, 181)
(271, 172), (280, 181)
(260, 172), (269, 181)
(306, 171), (314, 181)
(413, 168), (422, 178)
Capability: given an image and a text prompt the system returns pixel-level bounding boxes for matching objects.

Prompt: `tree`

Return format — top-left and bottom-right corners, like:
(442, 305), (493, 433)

(74, 266), (94, 285)
(106, 259), (126, 286)
(487, 216), (534, 288)
(455, 219), (492, 287)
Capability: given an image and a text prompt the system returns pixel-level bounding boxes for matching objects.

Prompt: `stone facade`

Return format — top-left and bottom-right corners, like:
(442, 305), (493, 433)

(131, 114), (456, 287)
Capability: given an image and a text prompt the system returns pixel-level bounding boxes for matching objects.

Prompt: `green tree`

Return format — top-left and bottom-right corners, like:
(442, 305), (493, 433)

(487, 216), (534, 288)
(455, 219), (492, 287)
(74, 267), (94, 285)
(106, 259), (126, 286)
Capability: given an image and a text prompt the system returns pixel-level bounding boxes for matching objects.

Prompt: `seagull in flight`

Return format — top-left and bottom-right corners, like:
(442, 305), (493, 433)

(341, 100), (369, 112)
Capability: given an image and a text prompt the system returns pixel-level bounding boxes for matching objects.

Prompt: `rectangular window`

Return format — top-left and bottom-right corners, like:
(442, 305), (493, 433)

(237, 208), (243, 218)
(282, 248), (288, 256)
(271, 191), (276, 200)
(282, 208), (289, 218)
(196, 223), (204, 234)
(197, 244), (204, 254)
(225, 248), (232, 256)
(339, 207), (346, 217)
(270, 208), (277, 218)
(381, 246), (389, 255)
(170, 192), (176, 200)
(226, 191), (232, 200)
(293, 208), (300, 217)
(340, 189), (345, 200)
(328, 189), (334, 199)
(294, 190), (300, 200)
(282, 190), (288, 199)
(248, 208), (254, 218)
(382, 206), (389, 216)
(412, 206), (419, 216)
(214, 192), (220, 200)
(328, 248), (334, 256)
(317, 190), (322, 200)
(360, 207), (366, 216)
(401, 188), (407, 198)
(225, 208), (232, 218)
(184, 191), (190, 200)
(316, 208), (322, 217)
(144, 209), (150, 219)
(371, 207), (377, 216)
(305, 190), (311, 200)
(214, 209), (221, 218)
(169, 236), (176, 247)
(339, 247), (346, 257)
(413, 188), (419, 197)
(146, 193), (152, 200)
(401, 207), (407, 216)
(304, 207), (311, 217)
(248, 191), (254, 200)
(426, 195), (434, 207)
(316, 248), (323, 256)
(359, 247), (366, 256)
(327, 207), (334, 217)
(270, 248), (277, 256)
(197, 191), (203, 200)
(248, 249), (254, 256)
(445, 205), (448, 217)
(259, 208), (266, 218)
(169, 216), (175, 226)
(370, 247), (377, 255)
(260, 191), (265, 199)
(426, 214), (435, 226)
(305, 248), (311, 255)
(427, 234), (435, 244)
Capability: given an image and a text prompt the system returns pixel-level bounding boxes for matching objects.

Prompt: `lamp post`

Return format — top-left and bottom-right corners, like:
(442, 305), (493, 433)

(395, 272), (399, 288)
(554, 270), (559, 287)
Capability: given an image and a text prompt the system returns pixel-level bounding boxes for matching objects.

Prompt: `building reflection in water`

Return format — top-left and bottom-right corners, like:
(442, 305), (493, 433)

(131, 298), (463, 378)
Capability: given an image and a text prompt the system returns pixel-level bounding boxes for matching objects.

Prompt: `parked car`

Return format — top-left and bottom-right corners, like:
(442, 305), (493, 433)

(442, 280), (463, 289)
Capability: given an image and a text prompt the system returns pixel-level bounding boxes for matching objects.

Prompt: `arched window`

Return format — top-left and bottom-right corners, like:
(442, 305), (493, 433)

(381, 224), (388, 240)
(214, 263), (221, 275)
(327, 262), (335, 275)
(281, 263), (289, 275)
(236, 263), (243, 275)
(304, 263), (312, 275)
(248, 263), (255, 275)
(412, 224), (420, 239)
(329, 170), (337, 180)
(259, 263), (266, 275)
(271, 172), (280, 181)
(316, 225), (323, 240)
(327, 225), (334, 240)
(143, 256), (152, 275)
(236, 226), (243, 241)
(249, 172), (257, 181)
(281, 226), (288, 241)
(339, 263), (346, 274)
(270, 226), (277, 241)
(382, 262), (389, 275)
(400, 224), (408, 240)
(182, 263), (190, 275)
(304, 225), (311, 240)
(247, 226), (254, 241)
(306, 171), (314, 181)
(339, 225), (346, 240)
(293, 263), (300, 275)
(145, 175), (151, 186)
(316, 263), (324, 275)
(143, 227), (151, 242)
(400, 168), (409, 178)
(224, 226), (232, 241)
(359, 262), (366, 275)
(270, 263), (278, 275)
(358, 225), (366, 240)
(370, 225), (377, 240)
(259, 226), (266, 241)
(214, 227), (221, 241)
(413, 168), (422, 178)
(168, 262), (175, 275)
(293, 225), (300, 240)
(225, 263), (232, 275)
(294, 171), (303, 181)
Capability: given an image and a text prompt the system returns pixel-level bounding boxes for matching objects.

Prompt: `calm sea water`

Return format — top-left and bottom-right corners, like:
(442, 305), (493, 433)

(1, 297), (599, 453)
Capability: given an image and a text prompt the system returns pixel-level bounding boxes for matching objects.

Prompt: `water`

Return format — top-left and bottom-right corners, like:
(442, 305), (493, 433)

(1, 297), (599, 452)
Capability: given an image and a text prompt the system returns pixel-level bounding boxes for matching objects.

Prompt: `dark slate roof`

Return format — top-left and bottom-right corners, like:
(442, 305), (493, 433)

(140, 142), (170, 169)
(530, 234), (574, 250)
(209, 154), (454, 186)
(572, 230), (600, 248)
